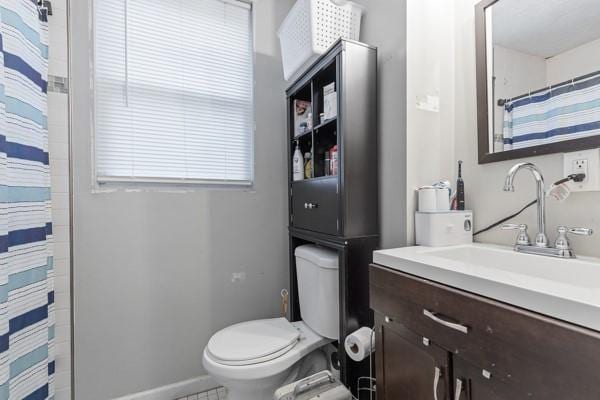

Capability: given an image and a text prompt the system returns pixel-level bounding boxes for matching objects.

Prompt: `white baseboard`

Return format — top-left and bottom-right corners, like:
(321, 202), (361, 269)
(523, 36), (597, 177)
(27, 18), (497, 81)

(112, 375), (218, 400)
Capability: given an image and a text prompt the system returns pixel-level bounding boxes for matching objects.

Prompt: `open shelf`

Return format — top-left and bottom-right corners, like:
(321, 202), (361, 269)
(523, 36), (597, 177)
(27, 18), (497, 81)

(292, 129), (312, 141)
(313, 116), (337, 131)
(291, 175), (337, 185)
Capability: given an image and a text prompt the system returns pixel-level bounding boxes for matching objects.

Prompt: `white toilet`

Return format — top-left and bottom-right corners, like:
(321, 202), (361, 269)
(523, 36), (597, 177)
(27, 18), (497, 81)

(202, 245), (339, 400)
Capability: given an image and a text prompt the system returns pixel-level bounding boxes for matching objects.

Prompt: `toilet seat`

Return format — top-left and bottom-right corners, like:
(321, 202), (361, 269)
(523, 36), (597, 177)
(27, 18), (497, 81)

(203, 320), (330, 382)
(207, 318), (300, 366)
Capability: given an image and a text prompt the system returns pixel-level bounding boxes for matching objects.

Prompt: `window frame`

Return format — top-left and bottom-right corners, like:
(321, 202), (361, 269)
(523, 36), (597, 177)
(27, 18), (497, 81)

(90, 0), (256, 189)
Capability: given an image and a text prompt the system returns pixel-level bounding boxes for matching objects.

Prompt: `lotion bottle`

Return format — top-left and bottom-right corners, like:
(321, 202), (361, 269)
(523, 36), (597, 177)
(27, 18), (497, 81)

(293, 143), (304, 181)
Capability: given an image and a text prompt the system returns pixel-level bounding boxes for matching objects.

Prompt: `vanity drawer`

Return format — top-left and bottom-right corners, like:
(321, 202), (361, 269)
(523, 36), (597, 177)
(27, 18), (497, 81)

(291, 178), (339, 235)
(370, 264), (600, 399)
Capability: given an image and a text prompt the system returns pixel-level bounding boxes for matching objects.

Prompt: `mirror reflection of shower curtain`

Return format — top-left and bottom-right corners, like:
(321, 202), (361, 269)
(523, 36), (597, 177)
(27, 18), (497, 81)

(503, 73), (600, 151)
(0, 2), (54, 398)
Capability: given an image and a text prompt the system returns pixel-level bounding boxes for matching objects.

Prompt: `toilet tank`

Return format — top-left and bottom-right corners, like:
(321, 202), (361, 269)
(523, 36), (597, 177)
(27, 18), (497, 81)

(295, 245), (339, 339)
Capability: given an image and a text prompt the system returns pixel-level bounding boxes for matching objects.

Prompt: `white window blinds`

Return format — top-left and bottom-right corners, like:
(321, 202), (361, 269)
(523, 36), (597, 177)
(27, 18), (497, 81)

(94, 0), (254, 185)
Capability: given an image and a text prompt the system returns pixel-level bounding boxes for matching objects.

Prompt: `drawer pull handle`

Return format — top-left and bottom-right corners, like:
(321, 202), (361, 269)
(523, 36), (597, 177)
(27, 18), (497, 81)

(304, 202), (319, 209)
(433, 367), (442, 400)
(454, 379), (464, 400)
(423, 309), (469, 334)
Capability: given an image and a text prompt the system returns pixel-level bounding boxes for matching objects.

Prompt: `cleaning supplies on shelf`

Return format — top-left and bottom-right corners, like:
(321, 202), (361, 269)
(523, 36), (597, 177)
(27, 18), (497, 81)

(293, 143), (304, 181)
(324, 151), (331, 176)
(456, 160), (465, 210)
(304, 152), (313, 179)
(330, 145), (338, 175)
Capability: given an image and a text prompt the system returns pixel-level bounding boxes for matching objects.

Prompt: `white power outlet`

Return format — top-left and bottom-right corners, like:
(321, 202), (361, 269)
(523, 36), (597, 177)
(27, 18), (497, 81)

(563, 149), (600, 192)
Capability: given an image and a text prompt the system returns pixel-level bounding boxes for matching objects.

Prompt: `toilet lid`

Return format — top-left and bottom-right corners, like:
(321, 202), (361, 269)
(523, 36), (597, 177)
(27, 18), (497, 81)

(207, 318), (300, 365)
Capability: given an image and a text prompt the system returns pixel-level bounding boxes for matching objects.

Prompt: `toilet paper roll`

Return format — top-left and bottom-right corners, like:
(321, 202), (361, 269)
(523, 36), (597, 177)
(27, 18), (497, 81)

(344, 327), (375, 362)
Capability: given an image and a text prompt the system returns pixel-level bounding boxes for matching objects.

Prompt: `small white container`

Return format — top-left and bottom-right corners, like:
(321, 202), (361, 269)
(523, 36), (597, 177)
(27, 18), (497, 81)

(417, 187), (437, 212)
(418, 186), (451, 211)
(415, 211), (473, 247)
(278, 0), (364, 81)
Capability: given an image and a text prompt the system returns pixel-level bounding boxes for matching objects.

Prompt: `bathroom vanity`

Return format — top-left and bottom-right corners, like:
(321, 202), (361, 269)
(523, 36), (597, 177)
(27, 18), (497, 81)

(370, 244), (600, 400)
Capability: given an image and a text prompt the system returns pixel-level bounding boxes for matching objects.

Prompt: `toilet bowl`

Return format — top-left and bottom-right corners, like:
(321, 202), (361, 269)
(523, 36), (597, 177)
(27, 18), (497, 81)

(203, 245), (339, 400)
(202, 318), (330, 400)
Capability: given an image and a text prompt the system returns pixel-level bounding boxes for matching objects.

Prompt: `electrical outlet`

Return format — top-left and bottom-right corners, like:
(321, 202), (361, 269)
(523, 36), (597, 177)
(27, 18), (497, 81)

(563, 149), (600, 192)
(572, 159), (588, 180)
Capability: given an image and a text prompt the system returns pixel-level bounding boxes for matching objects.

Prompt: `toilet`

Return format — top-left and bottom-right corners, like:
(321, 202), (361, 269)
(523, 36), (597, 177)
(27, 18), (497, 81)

(202, 245), (339, 400)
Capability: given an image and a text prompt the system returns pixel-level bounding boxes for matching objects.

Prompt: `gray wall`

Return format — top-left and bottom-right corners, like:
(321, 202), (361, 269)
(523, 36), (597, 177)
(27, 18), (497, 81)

(70, 0), (295, 398)
(354, 0), (408, 248)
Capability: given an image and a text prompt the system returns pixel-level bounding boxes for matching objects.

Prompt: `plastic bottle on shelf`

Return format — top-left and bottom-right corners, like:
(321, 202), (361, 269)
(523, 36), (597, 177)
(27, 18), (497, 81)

(292, 142), (304, 181)
(330, 145), (338, 175)
(304, 152), (313, 179)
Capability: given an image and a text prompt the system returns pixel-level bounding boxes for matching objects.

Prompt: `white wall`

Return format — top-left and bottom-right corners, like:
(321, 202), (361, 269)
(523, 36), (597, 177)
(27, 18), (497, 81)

(353, 0), (407, 248)
(547, 37), (600, 84)
(405, 0), (456, 244)
(69, 0), (295, 399)
(405, 0), (600, 258)
(492, 45), (547, 142)
(47, 1), (71, 399)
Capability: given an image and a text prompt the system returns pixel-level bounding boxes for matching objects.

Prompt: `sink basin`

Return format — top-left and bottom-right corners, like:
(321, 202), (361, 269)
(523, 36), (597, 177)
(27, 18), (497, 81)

(373, 243), (600, 331)
(427, 245), (600, 289)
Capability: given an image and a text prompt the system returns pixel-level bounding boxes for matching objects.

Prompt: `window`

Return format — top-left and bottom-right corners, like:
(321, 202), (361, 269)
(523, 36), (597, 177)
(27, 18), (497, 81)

(93, 0), (254, 185)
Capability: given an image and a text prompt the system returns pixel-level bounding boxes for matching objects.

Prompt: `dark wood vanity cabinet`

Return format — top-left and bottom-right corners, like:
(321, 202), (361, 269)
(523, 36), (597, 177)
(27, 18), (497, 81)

(375, 313), (450, 400)
(370, 264), (600, 400)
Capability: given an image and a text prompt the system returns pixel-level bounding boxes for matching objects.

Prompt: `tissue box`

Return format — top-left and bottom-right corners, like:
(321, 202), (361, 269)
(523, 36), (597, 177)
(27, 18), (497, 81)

(415, 211), (473, 247)
(323, 82), (337, 120)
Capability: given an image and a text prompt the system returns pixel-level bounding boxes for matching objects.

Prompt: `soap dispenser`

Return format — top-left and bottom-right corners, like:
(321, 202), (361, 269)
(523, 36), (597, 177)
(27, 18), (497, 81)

(292, 142), (304, 181)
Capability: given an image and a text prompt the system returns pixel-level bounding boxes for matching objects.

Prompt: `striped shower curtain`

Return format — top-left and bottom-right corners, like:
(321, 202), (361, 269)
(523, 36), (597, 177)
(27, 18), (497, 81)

(0, 1), (54, 399)
(503, 73), (600, 151)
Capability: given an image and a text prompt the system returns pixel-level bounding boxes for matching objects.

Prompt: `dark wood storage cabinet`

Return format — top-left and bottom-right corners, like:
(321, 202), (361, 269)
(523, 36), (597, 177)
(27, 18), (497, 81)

(286, 39), (378, 398)
(370, 264), (600, 400)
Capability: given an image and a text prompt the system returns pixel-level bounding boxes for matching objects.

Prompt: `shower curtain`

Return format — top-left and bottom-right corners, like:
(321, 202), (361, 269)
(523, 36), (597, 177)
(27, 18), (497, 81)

(502, 73), (600, 151)
(0, 1), (54, 399)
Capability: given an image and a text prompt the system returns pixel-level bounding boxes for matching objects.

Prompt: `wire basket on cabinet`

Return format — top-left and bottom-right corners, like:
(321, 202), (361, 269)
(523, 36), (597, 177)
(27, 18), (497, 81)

(278, 0), (364, 81)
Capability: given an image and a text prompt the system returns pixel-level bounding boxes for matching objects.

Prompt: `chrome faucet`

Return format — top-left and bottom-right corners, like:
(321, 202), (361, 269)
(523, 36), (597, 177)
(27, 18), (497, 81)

(502, 162), (593, 258)
(503, 162), (548, 247)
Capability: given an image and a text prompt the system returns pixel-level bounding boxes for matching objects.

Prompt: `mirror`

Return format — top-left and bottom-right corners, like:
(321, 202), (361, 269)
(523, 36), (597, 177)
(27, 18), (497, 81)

(476, 0), (600, 163)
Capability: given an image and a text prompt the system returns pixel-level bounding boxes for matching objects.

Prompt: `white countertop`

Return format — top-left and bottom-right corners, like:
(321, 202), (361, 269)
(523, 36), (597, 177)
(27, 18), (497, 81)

(373, 243), (600, 331)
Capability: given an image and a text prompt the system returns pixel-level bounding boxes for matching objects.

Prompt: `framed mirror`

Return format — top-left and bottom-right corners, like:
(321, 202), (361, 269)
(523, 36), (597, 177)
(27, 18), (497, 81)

(476, 0), (600, 164)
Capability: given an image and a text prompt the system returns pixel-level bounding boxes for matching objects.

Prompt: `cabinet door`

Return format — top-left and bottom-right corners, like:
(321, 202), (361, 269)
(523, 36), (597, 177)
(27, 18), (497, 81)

(291, 177), (339, 235)
(452, 357), (521, 400)
(375, 313), (450, 400)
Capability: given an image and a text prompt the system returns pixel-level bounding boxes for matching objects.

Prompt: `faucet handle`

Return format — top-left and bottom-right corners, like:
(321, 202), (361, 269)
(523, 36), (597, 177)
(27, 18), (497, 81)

(566, 227), (594, 236)
(555, 226), (594, 250)
(502, 223), (531, 246)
